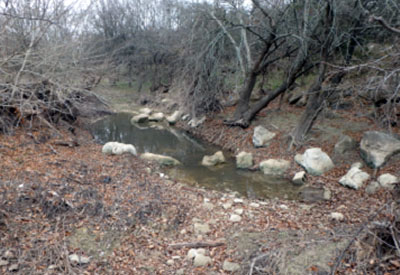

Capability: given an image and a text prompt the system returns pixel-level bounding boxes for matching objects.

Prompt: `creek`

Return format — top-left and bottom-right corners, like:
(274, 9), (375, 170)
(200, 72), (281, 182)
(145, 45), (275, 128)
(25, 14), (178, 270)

(91, 113), (301, 200)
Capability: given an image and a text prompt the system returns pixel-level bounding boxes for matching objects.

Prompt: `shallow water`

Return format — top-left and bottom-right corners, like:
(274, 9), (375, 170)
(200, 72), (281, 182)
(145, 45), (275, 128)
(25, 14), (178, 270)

(91, 113), (301, 199)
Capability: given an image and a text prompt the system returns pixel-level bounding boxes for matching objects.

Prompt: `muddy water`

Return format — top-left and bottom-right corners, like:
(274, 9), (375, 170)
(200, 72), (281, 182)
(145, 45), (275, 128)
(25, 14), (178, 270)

(91, 113), (301, 200)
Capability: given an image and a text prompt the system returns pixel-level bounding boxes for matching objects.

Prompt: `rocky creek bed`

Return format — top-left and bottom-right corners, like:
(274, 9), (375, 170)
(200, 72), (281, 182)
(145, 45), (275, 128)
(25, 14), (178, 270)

(1, 88), (399, 274)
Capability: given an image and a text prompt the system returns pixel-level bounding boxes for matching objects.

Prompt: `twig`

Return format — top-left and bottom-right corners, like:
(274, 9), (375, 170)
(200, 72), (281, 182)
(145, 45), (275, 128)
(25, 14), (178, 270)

(168, 241), (225, 249)
(48, 144), (59, 155)
(330, 201), (396, 275)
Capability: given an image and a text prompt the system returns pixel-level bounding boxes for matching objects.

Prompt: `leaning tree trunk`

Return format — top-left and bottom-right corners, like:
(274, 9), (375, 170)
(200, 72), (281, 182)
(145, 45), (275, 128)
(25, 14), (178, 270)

(289, 0), (334, 148)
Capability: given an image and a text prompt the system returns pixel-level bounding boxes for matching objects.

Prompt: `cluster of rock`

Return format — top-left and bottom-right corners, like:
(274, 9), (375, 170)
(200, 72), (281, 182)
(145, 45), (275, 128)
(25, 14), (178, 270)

(200, 126), (399, 195)
(130, 107), (182, 125)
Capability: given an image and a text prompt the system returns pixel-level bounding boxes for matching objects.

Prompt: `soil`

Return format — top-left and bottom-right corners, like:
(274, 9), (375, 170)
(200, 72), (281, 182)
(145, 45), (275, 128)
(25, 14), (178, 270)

(0, 85), (399, 274)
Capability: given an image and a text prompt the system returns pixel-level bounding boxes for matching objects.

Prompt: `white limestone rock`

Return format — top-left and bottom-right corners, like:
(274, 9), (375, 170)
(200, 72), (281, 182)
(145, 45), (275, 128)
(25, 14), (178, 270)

(252, 126), (276, 147)
(131, 113), (148, 124)
(236, 151), (253, 169)
(201, 151), (226, 166)
(102, 142), (137, 156)
(378, 173), (399, 189)
(295, 148), (334, 176)
(259, 159), (290, 176)
(140, 153), (181, 166)
(148, 112), (165, 122)
(339, 167), (370, 190)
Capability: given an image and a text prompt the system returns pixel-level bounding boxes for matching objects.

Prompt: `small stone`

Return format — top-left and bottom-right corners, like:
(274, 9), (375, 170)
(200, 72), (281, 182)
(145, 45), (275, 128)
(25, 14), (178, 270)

(68, 254), (90, 264)
(4, 250), (14, 258)
(249, 202), (260, 208)
(193, 254), (212, 267)
(8, 264), (18, 272)
(194, 223), (210, 235)
(148, 112), (164, 122)
(229, 214), (242, 222)
(253, 126), (276, 147)
(330, 212), (345, 221)
(48, 265), (57, 270)
(366, 181), (381, 194)
(236, 151), (254, 169)
(187, 249), (197, 259)
(223, 260), (240, 272)
(203, 202), (214, 210)
(234, 208), (244, 215)
(0, 259), (9, 266)
(339, 167), (370, 189)
(201, 151), (225, 166)
(180, 229), (187, 235)
(167, 259), (174, 266)
(233, 198), (244, 204)
(131, 113), (148, 124)
(279, 204), (289, 210)
(323, 188), (332, 201)
(222, 202), (232, 209)
(172, 256), (181, 260)
(292, 171), (307, 185)
(175, 269), (185, 275)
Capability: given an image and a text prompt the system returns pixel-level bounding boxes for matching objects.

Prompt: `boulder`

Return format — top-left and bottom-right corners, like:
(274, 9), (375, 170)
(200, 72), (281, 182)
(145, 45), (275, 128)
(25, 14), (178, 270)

(201, 151), (225, 166)
(131, 113), (148, 124)
(295, 148), (334, 176)
(140, 153), (181, 166)
(377, 173), (399, 189)
(139, 107), (152, 115)
(252, 126), (276, 147)
(360, 131), (400, 168)
(339, 167), (370, 190)
(259, 159), (290, 176)
(236, 151), (253, 169)
(148, 112), (164, 122)
(292, 171), (307, 185)
(102, 142), (137, 156)
(166, 111), (181, 125)
(334, 135), (357, 154)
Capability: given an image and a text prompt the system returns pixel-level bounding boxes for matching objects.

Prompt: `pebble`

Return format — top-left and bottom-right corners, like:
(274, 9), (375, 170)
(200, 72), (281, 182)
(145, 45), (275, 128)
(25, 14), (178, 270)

(279, 204), (289, 210)
(330, 212), (345, 221)
(233, 198), (244, 204)
(229, 214), (242, 222)
(223, 260), (240, 272)
(68, 254), (91, 264)
(0, 259), (9, 266)
(194, 223), (210, 234)
(176, 269), (185, 275)
(8, 264), (18, 272)
(193, 254), (212, 267)
(234, 208), (244, 215)
(222, 202), (232, 209)
(187, 249), (197, 259)
(180, 229), (187, 235)
(203, 202), (214, 210)
(167, 259), (174, 266)
(4, 250), (14, 258)
(249, 202), (260, 208)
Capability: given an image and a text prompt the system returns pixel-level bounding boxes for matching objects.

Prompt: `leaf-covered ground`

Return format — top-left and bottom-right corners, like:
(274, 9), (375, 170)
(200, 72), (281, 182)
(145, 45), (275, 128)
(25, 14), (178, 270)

(0, 120), (398, 274)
